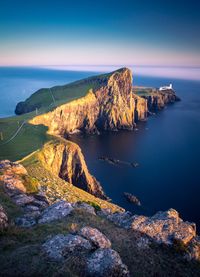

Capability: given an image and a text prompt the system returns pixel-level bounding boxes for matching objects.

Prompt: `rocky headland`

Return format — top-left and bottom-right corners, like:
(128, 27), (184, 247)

(29, 68), (179, 137)
(1, 68), (198, 276)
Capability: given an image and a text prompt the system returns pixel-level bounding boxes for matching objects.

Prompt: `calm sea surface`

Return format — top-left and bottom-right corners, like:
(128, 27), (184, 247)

(0, 67), (200, 228)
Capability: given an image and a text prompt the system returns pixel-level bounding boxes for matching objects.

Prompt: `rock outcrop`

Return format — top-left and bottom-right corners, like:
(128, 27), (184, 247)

(79, 227), (111, 249)
(144, 89), (180, 111)
(43, 228), (129, 276)
(37, 140), (107, 199)
(43, 233), (93, 261)
(133, 94), (148, 122)
(86, 248), (129, 277)
(29, 68), (180, 136)
(99, 208), (200, 261)
(130, 209), (196, 245)
(30, 68), (135, 135)
(38, 200), (74, 224)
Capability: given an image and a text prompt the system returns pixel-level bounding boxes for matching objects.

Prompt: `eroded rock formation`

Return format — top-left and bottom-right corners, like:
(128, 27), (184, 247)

(37, 140), (107, 199)
(144, 89), (180, 111)
(29, 68), (179, 137)
(30, 68), (134, 135)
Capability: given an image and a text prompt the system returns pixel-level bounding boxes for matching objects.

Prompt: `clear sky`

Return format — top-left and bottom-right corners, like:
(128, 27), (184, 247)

(0, 0), (200, 67)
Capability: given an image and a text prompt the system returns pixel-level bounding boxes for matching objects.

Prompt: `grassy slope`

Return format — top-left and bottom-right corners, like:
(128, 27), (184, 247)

(0, 71), (112, 161)
(20, 148), (123, 213)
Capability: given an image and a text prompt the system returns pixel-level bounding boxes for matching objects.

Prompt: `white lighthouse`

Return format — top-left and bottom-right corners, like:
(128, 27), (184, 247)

(159, 84), (173, 91)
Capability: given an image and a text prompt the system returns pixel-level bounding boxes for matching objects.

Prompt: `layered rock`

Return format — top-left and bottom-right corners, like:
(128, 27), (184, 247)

(29, 68), (180, 137)
(37, 140), (107, 199)
(133, 94), (148, 122)
(144, 89), (180, 111)
(30, 68), (134, 135)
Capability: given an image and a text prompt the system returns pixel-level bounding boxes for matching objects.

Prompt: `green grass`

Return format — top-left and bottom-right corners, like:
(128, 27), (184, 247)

(0, 69), (115, 162)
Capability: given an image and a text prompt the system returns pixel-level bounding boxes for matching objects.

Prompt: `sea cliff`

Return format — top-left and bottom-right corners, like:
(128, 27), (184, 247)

(29, 68), (179, 137)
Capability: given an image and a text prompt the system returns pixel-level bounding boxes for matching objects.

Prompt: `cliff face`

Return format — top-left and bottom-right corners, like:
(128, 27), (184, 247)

(29, 68), (180, 136)
(30, 68), (134, 135)
(132, 94), (148, 122)
(144, 89), (180, 112)
(37, 140), (107, 199)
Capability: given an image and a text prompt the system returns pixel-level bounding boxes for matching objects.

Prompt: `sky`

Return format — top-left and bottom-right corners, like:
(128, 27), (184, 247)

(0, 0), (200, 67)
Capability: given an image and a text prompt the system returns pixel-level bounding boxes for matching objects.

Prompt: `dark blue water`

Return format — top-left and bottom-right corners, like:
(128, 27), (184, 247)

(0, 67), (200, 229)
(71, 76), (200, 229)
(0, 67), (96, 117)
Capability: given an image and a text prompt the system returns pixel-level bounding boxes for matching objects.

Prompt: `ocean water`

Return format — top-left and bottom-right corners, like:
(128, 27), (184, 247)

(0, 67), (95, 117)
(0, 66), (200, 228)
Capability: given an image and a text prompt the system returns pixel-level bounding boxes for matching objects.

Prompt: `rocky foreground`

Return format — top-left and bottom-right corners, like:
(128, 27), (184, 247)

(0, 160), (200, 276)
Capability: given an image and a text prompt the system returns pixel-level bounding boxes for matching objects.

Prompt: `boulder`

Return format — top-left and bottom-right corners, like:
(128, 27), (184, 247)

(73, 202), (96, 215)
(15, 214), (37, 228)
(38, 201), (73, 224)
(86, 248), (129, 277)
(79, 227), (111, 248)
(0, 205), (8, 230)
(131, 209), (196, 245)
(0, 160), (27, 175)
(43, 234), (92, 261)
(12, 194), (35, 206)
(106, 211), (133, 229)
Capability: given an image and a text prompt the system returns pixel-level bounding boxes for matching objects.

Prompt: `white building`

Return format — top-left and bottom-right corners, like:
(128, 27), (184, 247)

(159, 84), (173, 91)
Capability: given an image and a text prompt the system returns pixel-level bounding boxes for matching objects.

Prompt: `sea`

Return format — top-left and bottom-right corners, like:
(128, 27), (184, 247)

(0, 66), (200, 229)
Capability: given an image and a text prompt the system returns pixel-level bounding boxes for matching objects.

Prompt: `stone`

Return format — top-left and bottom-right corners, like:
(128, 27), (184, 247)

(0, 205), (8, 230)
(15, 215), (37, 228)
(106, 211), (133, 229)
(0, 160), (27, 175)
(12, 194), (35, 206)
(86, 248), (129, 277)
(130, 209), (196, 245)
(136, 237), (150, 249)
(185, 236), (200, 261)
(38, 200), (73, 224)
(79, 226), (111, 248)
(43, 234), (92, 261)
(73, 202), (96, 215)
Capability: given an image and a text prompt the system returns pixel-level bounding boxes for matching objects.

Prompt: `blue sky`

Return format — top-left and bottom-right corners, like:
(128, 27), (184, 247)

(0, 0), (200, 66)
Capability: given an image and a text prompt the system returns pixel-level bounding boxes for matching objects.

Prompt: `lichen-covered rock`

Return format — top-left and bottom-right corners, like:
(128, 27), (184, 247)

(37, 140), (107, 199)
(73, 202), (96, 215)
(12, 194), (35, 206)
(38, 200), (73, 224)
(105, 211), (133, 229)
(15, 214), (37, 228)
(0, 161), (27, 196)
(79, 227), (111, 249)
(43, 234), (92, 261)
(86, 248), (129, 277)
(131, 209), (196, 245)
(0, 160), (27, 176)
(0, 205), (8, 230)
